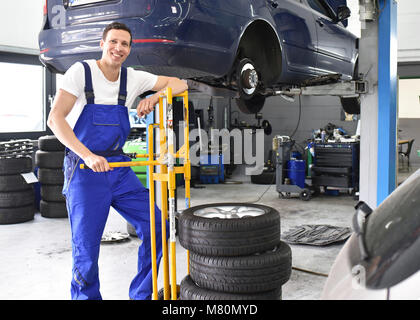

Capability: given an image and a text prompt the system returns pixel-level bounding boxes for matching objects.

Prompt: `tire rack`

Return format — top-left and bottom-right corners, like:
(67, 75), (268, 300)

(80, 88), (190, 300)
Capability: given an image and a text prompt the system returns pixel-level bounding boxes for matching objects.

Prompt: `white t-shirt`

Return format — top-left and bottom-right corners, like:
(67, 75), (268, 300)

(58, 59), (158, 129)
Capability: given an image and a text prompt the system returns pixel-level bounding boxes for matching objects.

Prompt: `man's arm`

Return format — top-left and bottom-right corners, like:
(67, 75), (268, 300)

(47, 89), (112, 172)
(136, 76), (188, 117)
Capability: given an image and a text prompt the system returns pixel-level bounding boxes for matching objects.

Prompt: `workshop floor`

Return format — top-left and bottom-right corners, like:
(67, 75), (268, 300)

(0, 165), (418, 300)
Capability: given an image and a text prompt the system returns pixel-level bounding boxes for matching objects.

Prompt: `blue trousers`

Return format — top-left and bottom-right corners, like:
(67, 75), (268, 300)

(64, 155), (165, 300)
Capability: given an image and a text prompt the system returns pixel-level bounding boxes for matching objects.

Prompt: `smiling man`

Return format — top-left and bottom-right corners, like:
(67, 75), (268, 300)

(47, 22), (187, 300)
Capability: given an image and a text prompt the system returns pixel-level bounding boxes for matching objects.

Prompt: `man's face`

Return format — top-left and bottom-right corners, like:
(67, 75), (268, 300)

(100, 29), (131, 66)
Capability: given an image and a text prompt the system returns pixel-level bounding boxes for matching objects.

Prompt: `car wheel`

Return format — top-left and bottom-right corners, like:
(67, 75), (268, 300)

(237, 58), (259, 99)
(340, 96), (360, 115)
(0, 205), (35, 225)
(235, 94), (266, 114)
(234, 58), (266, 114)
(40, 200), (68, 218)
(38, 135), (65, 152)
(178, 202), (280, 256)
(250, 170), (276, 185)
(180, 275), (282, 300)
(189, 241), (292, 294)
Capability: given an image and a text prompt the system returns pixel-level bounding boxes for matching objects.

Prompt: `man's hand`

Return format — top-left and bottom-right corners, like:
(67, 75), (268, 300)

(83, 153), (113, 172)
(137, 94), (159, 117)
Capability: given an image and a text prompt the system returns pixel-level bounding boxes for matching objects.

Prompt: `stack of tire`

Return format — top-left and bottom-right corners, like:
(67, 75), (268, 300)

(35, 135), (67, 218)
(178, 203), (292, 300)
(0, 156), (35, 224)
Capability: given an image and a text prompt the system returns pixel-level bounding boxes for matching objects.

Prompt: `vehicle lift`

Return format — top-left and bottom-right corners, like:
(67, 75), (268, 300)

(81, 88), (191, 300)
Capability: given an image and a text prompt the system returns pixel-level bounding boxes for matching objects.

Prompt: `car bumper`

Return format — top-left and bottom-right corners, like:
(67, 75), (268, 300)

(39, 17), (233, 77)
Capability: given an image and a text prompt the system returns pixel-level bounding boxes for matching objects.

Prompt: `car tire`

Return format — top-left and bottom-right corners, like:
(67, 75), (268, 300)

(250, 170), (276, 185)
(189, 241), (292, 294)
(38, 135), (65, 152)
(157, 285), (180, 300)
(0, 157), (32, 175)
(178, 203), (280, 256)
(0, 189), (34, 208)
(40, 185), (65, 202)
(0, 205), (35, 225)
(180, 275), (282, 300)
(35, 150), (64, 169)
(37, 168), (64, 185)
(235, 94), (266, 114)
(340, 96), (360, 115)
(39, 200), (68, 218)
(0, 174), (32, 192)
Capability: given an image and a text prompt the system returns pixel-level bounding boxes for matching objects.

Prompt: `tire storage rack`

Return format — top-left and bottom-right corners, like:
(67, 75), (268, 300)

(178, 203), (292, 300)
(35, 136), (68, 218)
(0, 139), (36, 224)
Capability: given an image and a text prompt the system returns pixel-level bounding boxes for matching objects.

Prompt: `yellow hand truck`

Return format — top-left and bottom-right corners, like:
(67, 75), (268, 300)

(81, 88), (190, 300)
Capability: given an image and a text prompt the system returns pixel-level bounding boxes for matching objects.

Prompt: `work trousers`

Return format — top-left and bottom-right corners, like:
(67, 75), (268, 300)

(63, 154), (165, 300)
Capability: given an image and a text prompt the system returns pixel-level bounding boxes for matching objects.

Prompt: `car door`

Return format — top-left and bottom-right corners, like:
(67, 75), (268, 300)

(305, 0), (355, 78)
(271, 0), (318, 78)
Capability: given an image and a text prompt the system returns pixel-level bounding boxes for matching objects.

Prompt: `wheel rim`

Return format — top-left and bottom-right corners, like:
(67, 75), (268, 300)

(240, 62), (258, 95)
(193, 205), (265, 219)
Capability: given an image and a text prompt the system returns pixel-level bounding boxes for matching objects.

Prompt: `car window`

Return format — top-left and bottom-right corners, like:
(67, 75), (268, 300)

(306, 0), (333, 19)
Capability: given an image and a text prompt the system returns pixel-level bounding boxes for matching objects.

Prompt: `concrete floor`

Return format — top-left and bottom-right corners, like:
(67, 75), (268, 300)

(0, 165), (417, 300)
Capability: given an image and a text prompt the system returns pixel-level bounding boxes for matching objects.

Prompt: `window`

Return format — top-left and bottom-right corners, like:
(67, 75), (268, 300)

(0, 62), (45, 133)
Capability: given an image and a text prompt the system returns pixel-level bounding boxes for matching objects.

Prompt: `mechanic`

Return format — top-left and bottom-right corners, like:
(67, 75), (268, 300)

(47, 22), (188, 300)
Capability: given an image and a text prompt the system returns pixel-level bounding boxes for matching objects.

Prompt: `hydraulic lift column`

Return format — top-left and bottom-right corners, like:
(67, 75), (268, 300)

(358, 0), (398, 208)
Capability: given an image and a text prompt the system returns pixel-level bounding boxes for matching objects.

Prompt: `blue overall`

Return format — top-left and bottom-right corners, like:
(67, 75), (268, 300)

(62, 62), (164, 300)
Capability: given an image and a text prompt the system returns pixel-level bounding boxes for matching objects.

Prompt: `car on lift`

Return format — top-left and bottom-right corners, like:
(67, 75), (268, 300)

(321, 169), (420, 300)
(39, 0), (359, 114)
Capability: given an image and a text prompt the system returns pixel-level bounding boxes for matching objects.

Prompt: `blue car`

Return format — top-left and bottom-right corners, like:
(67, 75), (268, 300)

(39, 0), (358, 114)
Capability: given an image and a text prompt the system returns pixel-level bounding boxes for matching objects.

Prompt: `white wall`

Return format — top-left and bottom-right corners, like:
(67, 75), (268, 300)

(0, 0), (44, 51)
(399, 78), (420, 118)
(398, 0), (420, 62)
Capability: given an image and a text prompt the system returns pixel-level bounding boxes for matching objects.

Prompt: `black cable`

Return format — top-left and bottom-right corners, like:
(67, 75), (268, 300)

(289, 95), (302, 139)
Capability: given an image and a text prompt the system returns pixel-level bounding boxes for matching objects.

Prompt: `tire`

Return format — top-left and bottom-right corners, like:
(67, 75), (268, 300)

(37, 168), (64, 185)
(0, 189), (34, 208)
(178, 203), (280, 256)
(190, 241), (291, 294)
(235, 94), (265, 114)
(38, 135), (65, 152)
(0, 174), (31, 192)
(299, 188), (311, 201)
(40, 200), (68, 218)
(158, 285), (180, 300)
(0, 205), (35, 225)
(0, 157), (32, 175)
(340, 96), (360, 115)
(250, 170), (275, 185)
(41, 185), (65, 202)
(180, 275), (282, 300)
(35, 150), (64, 169)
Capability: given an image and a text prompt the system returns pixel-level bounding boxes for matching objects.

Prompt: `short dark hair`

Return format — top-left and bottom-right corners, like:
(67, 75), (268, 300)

(102, 22), (132, 46)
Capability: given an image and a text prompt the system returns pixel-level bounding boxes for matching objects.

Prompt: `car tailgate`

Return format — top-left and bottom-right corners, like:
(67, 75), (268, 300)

(46, 0), (155, 28)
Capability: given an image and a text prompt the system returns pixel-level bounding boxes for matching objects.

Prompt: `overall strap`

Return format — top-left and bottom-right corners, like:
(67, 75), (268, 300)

(118, 66), (127, 106)
(81, 61), (95, 104)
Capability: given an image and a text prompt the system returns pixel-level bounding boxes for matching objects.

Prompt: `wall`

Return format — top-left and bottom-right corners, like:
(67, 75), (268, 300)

(0, 0), (44, 52)
(190, 94), (358, 172)
(398, 63), (420, 164)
